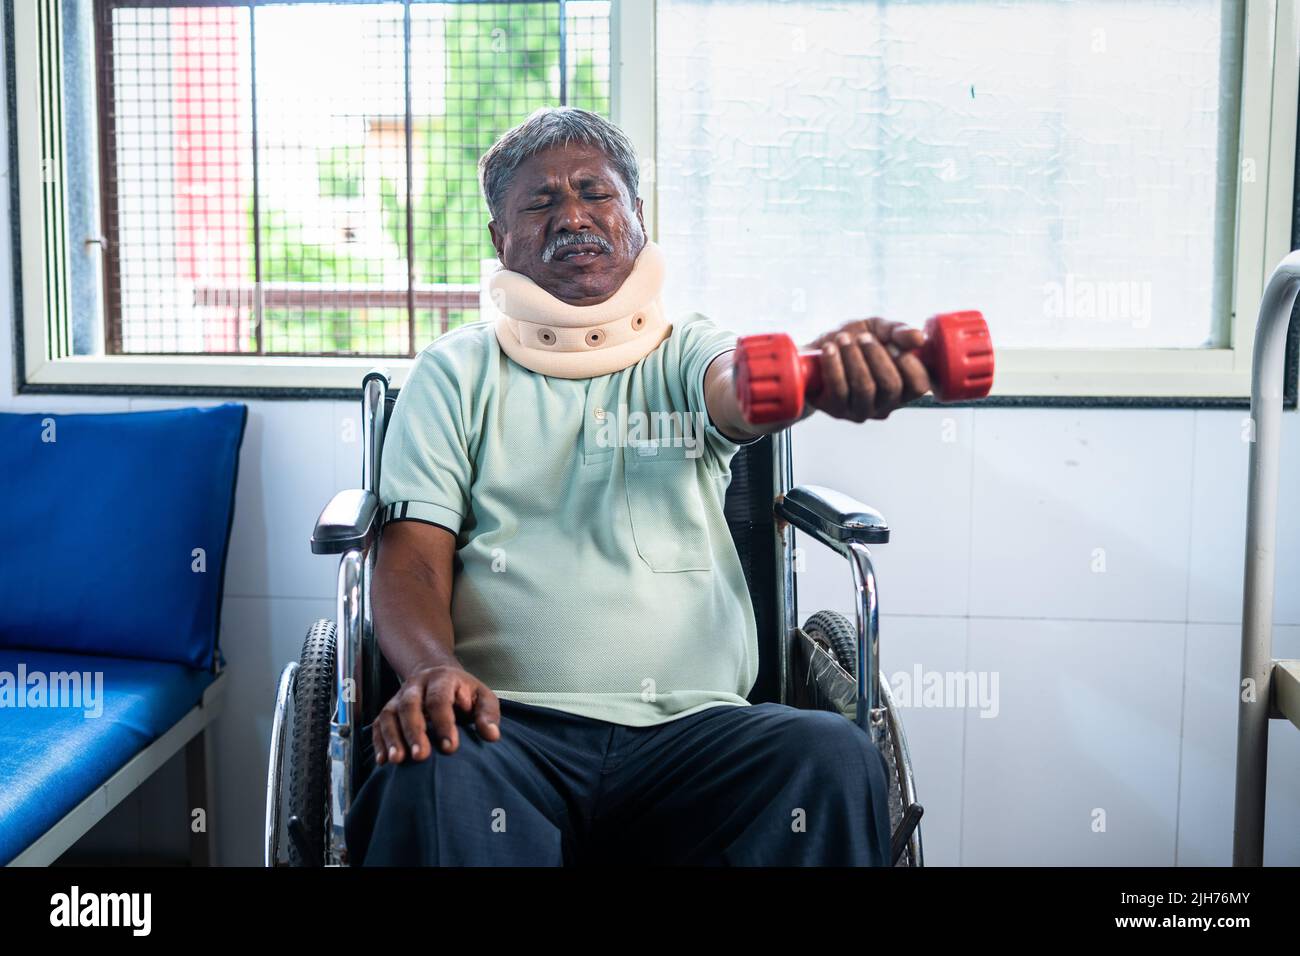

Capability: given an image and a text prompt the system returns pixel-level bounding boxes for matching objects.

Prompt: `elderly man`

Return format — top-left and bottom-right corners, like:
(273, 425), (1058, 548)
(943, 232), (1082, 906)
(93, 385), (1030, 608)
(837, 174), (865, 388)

(344, 107), (931, 866)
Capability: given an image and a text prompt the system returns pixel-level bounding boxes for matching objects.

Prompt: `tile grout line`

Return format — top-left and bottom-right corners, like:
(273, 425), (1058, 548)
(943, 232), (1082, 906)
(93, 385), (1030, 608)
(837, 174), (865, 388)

(958, 406), (978, 866)
(1171, 411), (1202, 866)
(863, 610), (1287, 627)
(1173, 620), (1192, 867)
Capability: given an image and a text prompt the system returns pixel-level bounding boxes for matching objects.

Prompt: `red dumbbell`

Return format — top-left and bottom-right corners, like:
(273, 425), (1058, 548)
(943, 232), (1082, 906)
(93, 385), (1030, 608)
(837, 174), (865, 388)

(734, 310), (995, 425)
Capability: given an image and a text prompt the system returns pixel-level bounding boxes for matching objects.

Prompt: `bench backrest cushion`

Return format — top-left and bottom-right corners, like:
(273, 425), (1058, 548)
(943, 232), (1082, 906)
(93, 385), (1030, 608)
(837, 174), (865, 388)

(0, 403), (247, 669)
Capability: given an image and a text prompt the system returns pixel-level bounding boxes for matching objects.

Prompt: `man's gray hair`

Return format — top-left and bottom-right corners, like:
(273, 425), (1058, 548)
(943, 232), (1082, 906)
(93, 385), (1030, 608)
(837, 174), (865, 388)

(478, 107), (640, 223)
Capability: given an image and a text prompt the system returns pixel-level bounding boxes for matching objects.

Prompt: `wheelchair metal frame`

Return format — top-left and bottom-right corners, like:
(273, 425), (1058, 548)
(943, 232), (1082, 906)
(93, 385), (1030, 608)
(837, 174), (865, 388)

(267, 369), (923, 867)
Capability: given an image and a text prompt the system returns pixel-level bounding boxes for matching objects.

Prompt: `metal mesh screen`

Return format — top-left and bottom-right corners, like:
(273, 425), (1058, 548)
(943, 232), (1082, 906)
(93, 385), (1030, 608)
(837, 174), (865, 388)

(94, 0), (612, 357)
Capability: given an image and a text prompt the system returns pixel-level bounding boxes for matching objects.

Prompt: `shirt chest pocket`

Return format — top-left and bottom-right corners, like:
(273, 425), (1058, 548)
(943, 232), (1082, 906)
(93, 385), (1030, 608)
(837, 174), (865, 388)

(623, 442), (714, 573)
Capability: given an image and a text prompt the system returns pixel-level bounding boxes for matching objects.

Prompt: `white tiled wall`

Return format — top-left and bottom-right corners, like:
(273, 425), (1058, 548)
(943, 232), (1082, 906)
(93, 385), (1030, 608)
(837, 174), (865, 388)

(792, 406), (1300, 866)
(969, 409), (1197, 622)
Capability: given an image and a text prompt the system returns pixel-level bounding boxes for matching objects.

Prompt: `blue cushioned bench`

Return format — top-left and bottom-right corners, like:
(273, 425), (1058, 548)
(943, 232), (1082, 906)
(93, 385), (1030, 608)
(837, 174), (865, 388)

(0, 404), (246, 865)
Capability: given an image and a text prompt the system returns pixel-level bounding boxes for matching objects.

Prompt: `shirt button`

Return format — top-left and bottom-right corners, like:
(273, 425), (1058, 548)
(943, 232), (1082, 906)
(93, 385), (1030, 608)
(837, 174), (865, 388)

(594, 407), (606, 421)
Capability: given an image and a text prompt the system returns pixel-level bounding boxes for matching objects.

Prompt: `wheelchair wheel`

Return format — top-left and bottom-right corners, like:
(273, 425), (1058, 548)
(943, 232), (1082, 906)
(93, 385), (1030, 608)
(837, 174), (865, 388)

(803, 609), (858, 674)
(287, 619), (337, 867)
(877, 677), (923, 867)
(801, 609), (923, 866)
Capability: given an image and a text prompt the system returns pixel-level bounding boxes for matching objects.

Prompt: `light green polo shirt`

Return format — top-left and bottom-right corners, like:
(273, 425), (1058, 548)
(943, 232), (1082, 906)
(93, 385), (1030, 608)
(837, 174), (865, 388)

(378, 312), (760, 727)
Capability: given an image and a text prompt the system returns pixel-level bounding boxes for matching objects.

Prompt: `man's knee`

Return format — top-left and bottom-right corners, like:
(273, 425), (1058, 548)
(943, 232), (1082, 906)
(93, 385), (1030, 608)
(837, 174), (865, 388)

(357, 733), (502, 811)
(707, 707), (892, 865)
(346, 734), (564, 865)
(761, 707), (890, 794)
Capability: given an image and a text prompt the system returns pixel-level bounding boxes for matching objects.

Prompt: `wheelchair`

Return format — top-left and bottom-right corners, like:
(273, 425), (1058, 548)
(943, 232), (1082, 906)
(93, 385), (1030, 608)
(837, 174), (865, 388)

(265, 369), (925, 867)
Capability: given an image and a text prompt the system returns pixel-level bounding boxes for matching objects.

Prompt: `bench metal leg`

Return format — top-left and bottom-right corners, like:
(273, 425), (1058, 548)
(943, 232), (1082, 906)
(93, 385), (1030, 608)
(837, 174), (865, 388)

(185, 729), (214, 866)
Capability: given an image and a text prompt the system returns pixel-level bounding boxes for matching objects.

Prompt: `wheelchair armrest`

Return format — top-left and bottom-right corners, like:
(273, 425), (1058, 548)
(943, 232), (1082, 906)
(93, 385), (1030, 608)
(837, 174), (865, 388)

(311, 489), (380, 555)
(777, 484), (889, 551)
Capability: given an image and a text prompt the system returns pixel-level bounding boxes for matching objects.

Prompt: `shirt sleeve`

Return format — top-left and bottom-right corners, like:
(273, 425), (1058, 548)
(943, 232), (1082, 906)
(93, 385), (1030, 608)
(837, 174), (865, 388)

(675, 312), (765, 460)
(378, 344), (473, 537)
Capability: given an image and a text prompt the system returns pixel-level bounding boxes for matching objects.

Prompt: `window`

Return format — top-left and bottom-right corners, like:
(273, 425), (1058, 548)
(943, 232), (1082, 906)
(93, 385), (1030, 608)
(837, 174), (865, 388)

(650, 0), (1296, 398)
(12, 0), (612, 390)
(9, 0), (1299, 397)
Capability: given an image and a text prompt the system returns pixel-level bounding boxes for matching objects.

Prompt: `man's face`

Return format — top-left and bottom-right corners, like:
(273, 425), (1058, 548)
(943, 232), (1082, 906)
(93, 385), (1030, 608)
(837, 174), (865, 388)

(488, 142), (646, 306)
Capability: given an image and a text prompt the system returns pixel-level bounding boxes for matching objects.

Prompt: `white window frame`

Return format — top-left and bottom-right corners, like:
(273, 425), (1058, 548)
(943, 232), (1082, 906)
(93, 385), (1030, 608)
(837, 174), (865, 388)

(11, 0), (1300, 397)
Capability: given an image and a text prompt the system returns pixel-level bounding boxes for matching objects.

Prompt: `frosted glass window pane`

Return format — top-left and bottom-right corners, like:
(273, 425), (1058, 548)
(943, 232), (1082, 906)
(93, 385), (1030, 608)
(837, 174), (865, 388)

(656, 0), (1243, 350)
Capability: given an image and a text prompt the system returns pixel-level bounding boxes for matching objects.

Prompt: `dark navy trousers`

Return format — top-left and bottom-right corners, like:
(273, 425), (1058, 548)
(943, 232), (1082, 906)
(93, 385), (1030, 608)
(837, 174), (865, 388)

(344, 698), (893, 866)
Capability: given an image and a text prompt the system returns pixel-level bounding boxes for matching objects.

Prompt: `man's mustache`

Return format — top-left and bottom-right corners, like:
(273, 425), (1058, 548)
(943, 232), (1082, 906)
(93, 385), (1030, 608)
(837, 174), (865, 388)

(542, 233), (613, 263)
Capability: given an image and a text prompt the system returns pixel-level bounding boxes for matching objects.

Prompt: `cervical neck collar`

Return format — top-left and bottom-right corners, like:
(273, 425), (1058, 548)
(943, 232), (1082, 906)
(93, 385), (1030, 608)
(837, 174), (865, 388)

(490, 239), (670, 379)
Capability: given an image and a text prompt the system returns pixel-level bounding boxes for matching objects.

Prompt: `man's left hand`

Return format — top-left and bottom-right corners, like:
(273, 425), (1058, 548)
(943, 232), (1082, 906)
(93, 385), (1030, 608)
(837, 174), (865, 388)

(805, 317), (930, 422)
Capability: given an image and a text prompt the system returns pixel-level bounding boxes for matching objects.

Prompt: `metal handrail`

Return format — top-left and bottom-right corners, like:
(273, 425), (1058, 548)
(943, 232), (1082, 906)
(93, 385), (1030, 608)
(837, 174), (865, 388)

(1233, 250), (1300, 866)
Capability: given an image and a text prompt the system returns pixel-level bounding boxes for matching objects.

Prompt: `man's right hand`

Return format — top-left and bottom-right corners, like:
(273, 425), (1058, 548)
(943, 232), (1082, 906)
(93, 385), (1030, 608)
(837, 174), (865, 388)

(372, 663), (501, 764)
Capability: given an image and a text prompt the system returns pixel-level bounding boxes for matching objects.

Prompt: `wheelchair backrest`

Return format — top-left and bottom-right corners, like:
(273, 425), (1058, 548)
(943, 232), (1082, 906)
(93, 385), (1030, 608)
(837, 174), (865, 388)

(376, 393), (783, 706)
